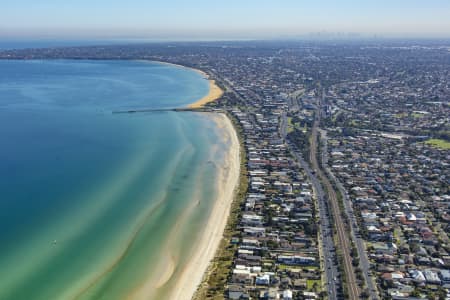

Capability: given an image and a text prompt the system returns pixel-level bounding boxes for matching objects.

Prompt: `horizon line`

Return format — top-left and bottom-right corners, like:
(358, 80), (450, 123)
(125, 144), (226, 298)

(2, 28), (450, 41)
(2, 35), (450, 43)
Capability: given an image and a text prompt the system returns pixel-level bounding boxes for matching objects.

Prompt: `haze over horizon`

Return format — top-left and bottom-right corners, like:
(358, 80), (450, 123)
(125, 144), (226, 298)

(1, 0), (450, 40)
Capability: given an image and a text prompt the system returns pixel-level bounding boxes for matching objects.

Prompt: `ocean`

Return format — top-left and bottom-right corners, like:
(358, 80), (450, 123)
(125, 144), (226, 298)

(0, 60), (230, 299)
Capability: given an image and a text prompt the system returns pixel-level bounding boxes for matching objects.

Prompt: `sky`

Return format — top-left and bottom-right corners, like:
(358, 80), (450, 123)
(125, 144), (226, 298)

(1, 0), (450, 40)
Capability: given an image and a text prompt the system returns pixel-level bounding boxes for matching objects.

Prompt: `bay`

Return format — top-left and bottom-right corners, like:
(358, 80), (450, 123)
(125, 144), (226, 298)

(0, 59), (226, 299)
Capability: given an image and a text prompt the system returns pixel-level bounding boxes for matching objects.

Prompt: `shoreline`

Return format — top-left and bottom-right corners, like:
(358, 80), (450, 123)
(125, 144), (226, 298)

(156, 61), (231, 299)
(125, 60), (232, 300)
(151, 60), (224, 109)
(0, 58), (235, 300)
(188, 79), (223, 108)
(126, 60), (234, 299)
(168, 113), (240, 300)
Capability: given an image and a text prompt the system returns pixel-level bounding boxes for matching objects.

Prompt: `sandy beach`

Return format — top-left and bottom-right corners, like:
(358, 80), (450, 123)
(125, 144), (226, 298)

(171, 63), (223, 109)
(188, 79), (223, 108)
(168, 113), (240, 300)
(151, 61), (223, 108)
(124, 112), (240, 300)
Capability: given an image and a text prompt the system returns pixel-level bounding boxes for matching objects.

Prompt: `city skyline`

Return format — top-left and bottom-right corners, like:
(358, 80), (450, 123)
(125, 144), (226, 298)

(2, 0), (450, 40)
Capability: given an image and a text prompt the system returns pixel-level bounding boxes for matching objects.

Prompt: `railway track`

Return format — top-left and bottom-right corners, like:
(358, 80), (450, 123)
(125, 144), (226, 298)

(310, 102), (360, 300)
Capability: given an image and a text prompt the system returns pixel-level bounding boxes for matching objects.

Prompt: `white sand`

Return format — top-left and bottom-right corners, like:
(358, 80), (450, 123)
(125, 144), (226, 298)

(125, 113), (240, 300)
(148, 60), (223, 108)
(168, 113), (240, 300)
(188, 79), (223, 108)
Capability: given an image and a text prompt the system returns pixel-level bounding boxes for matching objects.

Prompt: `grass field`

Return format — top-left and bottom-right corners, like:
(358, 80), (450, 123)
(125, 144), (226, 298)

(307, 279), (321, 291)
(425, 139), (450, 150)
(287, 117), (294, 133)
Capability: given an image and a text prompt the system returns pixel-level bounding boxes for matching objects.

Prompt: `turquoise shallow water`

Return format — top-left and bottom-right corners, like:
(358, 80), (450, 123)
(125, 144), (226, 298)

(0, 60), (227, 299)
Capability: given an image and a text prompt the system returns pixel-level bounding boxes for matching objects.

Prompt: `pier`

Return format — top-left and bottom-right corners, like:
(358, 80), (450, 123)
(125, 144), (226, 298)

(111, 107), (223, 114)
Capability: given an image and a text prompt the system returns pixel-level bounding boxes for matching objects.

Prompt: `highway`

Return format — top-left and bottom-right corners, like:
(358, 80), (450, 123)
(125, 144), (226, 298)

(309, 107), (360, 299)
(281, 112), (340, 299)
